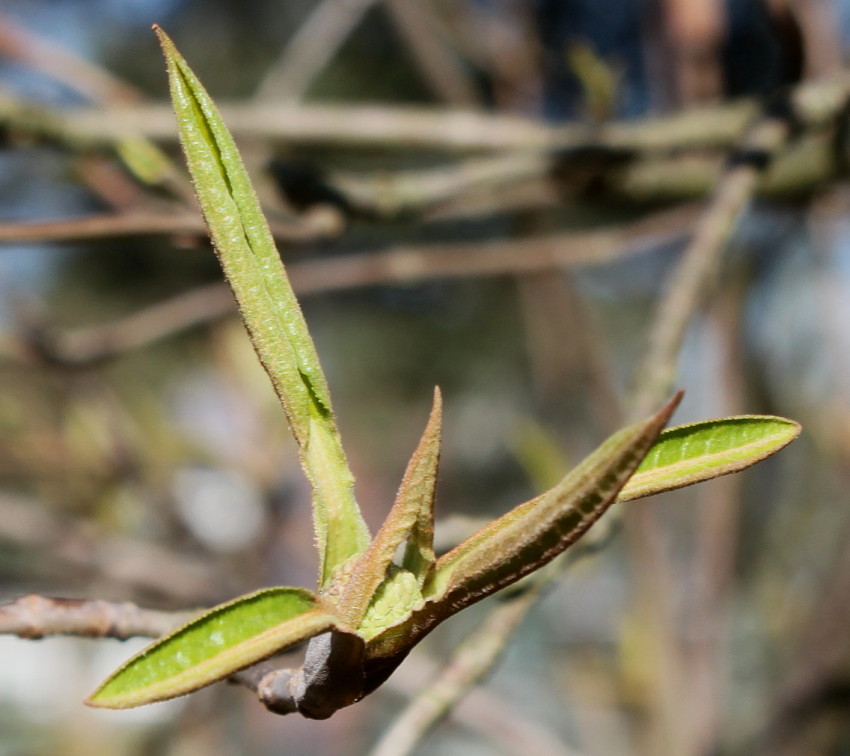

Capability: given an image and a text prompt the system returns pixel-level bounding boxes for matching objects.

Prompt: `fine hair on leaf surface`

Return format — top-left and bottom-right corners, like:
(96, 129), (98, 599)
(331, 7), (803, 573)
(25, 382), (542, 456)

(154, 26), (369, 588)
(80, 28), (804, 720)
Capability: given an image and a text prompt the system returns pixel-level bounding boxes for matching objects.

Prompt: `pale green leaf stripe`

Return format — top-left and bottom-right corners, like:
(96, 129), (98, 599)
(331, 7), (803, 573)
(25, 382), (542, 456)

(87, 587), (338, 709)
(618, 415), (801, 501)
(155, 29), (369, 585)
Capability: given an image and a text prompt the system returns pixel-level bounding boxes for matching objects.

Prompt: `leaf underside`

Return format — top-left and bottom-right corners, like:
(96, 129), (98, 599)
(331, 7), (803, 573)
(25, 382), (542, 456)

(87, 587), (339, 709)
(155, 27), (369, 588)
(618, 415), (801, 501)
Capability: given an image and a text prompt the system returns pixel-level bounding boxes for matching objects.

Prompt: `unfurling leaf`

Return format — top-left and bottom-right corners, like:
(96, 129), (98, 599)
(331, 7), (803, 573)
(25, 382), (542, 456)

(337, 388), (442, 626)
(365, 393), (681, 661)
(87, 588), (341, 709)
(154, 27), (369, 587)
(618, 415), (801, 501)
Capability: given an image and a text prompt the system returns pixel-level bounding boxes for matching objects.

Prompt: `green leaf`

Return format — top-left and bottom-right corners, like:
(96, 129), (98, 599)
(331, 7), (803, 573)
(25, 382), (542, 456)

(365, 393), (681, 661)
(358, 566), (424, 640)
(155, 28), (369, 587)
(617, 415), (801, 502)
(337, 389), (441, 626)
(87, 587), (341, 709)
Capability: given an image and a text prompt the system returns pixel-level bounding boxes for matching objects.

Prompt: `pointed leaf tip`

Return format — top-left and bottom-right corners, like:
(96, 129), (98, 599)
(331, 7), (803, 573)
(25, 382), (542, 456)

(86, 587), (340, 709)
(336, 389), (442, 627)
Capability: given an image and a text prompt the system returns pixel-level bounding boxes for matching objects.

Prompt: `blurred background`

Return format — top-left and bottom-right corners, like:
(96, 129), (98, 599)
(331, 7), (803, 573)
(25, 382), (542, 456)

(0, 0), (849, 754)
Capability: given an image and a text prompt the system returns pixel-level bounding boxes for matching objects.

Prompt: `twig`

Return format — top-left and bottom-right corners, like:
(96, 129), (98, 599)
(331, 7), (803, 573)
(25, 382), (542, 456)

(0, 594), (194, 639)
(382, 640), (586, 756)
(0, 589), (577, 755)
(0, 208), (343, 245)
(27, 70), (850, 152)
(628, 110), (797, 418)
(0, 14), (192, 202)
(383, 0), (481, 107)
(1, 206), (695, 366)
(618, 92), (803, 755)
(0, 494), (231, 603)
(253, 0), (379, 101)
(369, 585), (544, 756)
(374, 83), (831, 755)
(0, 12), (141, 104)
(678, 283), (747, 755)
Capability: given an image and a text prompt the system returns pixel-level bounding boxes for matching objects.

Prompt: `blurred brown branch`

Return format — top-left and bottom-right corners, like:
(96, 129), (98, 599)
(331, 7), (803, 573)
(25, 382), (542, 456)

(0, 594), (193, 639)
(0, 494), (232, 603)
(0, 205), (695, 366)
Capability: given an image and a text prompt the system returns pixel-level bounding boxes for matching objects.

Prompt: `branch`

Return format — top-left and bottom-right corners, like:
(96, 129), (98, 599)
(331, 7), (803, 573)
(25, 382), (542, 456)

(369, 585), (545, 756)
(628, 106), (798, 418)
(253, 0), (379, 101)
(375, 81), (845, 755)
(0, 494), (232, 603)
(12, 70), (848, 153)
(0, 208), (344, 245)
(0, 594), (194, 639)
(0, 12), (141, 105)
(382, 0), (481, 107)
(1, 205), (694, 366)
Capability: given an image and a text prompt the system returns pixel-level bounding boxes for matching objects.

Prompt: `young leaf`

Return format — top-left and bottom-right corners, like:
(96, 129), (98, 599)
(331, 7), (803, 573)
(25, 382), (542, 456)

(154, 28), (369, 587)
(336, 388), (442, 626)
(87, 587), (341, 709)
(365, 393), (681, 661)
(618, 415), (801, 502)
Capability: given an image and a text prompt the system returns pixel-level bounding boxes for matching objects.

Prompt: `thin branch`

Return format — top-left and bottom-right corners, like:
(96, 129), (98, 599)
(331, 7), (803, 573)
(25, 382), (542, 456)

(253, 0), (379, 101)
(1, 205), (695, 366)
(0, 14), (193, 202)
(617, 93), (802, 755)
(0, 590), (578, 754)
(628, 113), (795, 418)
(369, 586), (544, 756)
(382, 646), (587, 756)
(0, 208), (344, 245)
(0, 594), (194, 639)
(24, 70), (850, 152)
(0, 494), (231, 603)
(0, 12), (141, 104)
(375, 82), (838, 755)
(383, 0), (481, 107)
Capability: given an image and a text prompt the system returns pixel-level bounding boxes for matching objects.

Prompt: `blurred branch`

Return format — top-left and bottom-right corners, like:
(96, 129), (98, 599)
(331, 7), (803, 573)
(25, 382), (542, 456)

(0, 208), (344, 245)
(383, 0), (481, 107)
(678, 282), (747, 755)
(0, 594), (193, 639)
(0, 14), (192, 202)
(0, 590), (576, 756)
(381, 635), (586, 756)
(0, 205), (695, 366)
(628, 105), (795, 417)
(0, 494), (231, 603)
(369, 585), (546, 756)
(254, 0), (378, 101)
(376, 79), (845, 755)
(14, 69), (849, 152)
(0, 12), (141, 104)
(620, 90), (801, 755)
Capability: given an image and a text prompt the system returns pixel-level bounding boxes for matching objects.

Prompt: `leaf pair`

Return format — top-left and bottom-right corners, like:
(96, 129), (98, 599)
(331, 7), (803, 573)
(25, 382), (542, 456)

(85, 29), (801, 715)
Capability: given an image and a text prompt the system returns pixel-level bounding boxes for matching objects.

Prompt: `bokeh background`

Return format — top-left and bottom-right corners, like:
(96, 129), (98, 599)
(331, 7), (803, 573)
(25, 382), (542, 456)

(0, 1), (849, 754)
